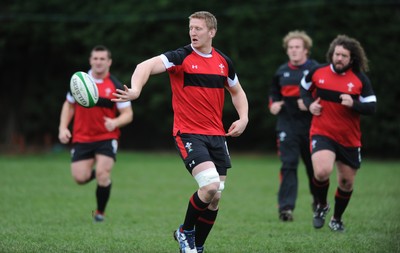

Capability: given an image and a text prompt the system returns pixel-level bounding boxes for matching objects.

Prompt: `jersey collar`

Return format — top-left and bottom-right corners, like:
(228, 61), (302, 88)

(190, 44), (213, 58)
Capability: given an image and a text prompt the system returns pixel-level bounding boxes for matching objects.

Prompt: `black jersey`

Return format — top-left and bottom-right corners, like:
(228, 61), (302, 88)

(269, 59), (318, 134)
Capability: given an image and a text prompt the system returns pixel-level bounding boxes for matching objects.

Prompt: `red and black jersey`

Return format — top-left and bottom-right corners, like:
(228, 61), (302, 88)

(301, 64), (377, 147)
(161, 44), (238, 136)
(269, 59), (318, 134)
(66, 71), (129, 143)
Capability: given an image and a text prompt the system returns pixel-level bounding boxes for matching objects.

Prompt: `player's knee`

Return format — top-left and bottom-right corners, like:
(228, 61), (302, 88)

(195, 168), (220, 196)
(95, 169), (111, 184)
(74, 176), (88, 185)
(314, 167), (331, 180)
(209, 192), (222, 210)
(72, 171), (94, 185)
(339, 178), (353, 191)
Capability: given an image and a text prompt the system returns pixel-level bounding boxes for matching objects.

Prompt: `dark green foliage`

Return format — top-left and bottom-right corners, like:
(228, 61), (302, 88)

(0, 1), (398, 156)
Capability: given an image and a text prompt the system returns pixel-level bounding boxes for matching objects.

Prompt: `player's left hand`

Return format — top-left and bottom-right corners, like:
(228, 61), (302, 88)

(226, 118), (248, 137)
(104, 116), (117, 131)
(340, 94), (354, 108)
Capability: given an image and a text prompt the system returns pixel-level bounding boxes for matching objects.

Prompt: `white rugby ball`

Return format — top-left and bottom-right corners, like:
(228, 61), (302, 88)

(70, 71), (99, 108)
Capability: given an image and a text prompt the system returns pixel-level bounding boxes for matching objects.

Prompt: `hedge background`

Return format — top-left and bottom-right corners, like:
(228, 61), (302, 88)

(1, 0), (399, 157)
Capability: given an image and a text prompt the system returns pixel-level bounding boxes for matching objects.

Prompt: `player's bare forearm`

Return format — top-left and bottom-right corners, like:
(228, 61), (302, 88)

(58, 101), (74, 143)
(58, 101), (74, 131)
(115, 107), (134, 128)
(112, 56), (166, 102)
(227, 85), (249, 137)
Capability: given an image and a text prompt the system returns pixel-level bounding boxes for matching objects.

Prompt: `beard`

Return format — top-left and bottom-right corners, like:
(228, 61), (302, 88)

(332, 62), (352, 74)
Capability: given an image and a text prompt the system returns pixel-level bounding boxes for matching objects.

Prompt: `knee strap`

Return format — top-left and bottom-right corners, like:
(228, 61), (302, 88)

(194, 168), (220, 188)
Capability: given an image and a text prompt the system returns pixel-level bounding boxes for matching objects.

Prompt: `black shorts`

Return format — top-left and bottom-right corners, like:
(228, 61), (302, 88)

(311, 135), (361, 169)
(71, 139), (118, 162)
(174, 133), (231, 175)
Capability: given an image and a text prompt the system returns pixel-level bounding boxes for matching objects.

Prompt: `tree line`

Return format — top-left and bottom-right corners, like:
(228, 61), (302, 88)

(0, 0), (399, 157)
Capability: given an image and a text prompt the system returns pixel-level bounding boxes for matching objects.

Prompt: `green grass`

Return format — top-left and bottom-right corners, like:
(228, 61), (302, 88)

(0, 151), (399, 253)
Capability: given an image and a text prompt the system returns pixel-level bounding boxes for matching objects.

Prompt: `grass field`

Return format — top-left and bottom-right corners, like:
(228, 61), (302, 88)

(0, 151), (399, 253)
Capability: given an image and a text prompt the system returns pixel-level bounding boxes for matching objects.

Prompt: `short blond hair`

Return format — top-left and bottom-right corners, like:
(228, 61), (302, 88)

(283, 30), (313, 55)
(189, 11), (217, 31)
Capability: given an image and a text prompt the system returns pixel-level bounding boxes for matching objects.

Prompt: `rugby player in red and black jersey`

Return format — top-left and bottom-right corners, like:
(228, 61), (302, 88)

(269, 30), (318, 222)
(112, 11), (248, 253)
(300, 35), (377, 232)
(58, 45), (133, 222)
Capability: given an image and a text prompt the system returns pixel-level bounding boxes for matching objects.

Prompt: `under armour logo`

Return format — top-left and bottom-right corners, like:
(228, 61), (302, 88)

(192, 65), (198, 69)
(189, 160), (196, 168)
(319, 79), (325, 84)
(284, 72), (290, 77)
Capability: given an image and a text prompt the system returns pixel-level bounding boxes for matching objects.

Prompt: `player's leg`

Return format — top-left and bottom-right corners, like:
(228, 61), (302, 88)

(70, 143), (96, 184)
(71, 159), (95, 184)
(329, 146), (360, 232)
(194, 136), (230, 252)
(173, 134), (230, 252)
(93, 154), (114, 220)
(328, 161), (356, 232)
(181, 161), (219, 230)
(311, 136), (336, 205)
(93, 140), (117, 222)
(277, 131), (300, 221)
(300, 133), (317, 211)
(195, 174), (226, 252)
(311, 149), (335, 228)
(310, 135), (336, 228)
(173, 134), (217, 252)
(174, 161), (218, 253)
(173, 134), (220, 231)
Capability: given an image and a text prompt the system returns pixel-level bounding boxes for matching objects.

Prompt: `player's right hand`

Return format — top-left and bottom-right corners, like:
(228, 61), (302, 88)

(309, 97), (322, 116)
(112, 85), (140, 102)
(58, 128), (71, 144)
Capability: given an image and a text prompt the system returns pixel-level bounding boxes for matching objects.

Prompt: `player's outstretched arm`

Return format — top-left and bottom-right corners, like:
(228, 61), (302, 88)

(112, 56), (166, 102)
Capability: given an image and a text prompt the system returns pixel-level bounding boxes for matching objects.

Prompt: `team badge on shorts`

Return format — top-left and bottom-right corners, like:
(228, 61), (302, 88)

(185, 142), (193, 153)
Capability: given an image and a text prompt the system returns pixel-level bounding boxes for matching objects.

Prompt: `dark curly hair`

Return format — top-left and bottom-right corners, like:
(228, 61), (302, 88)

(326, 35), (369, 73)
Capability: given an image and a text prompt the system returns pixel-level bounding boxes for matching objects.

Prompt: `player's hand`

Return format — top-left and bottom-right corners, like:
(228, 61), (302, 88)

(297, 98), (308, 111)
(104, 117), (117, 132)
(58, 128), (71, 144)
(112, 84), (140, 102)
(269, 101), (284, 115)
(340, 94), (354, 108)
(226, 118), (248, 137)
(309, 97), (322, 116)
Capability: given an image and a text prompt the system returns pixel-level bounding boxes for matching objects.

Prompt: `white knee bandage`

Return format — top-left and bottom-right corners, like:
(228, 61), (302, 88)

(194, 168), (220, 188)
